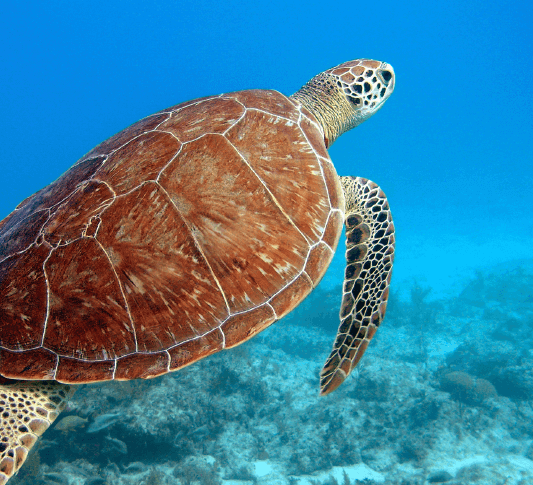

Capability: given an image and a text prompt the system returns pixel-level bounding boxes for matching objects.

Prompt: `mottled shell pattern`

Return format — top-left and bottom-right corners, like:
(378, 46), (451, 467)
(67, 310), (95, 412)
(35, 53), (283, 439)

(0, 90), (344, 383)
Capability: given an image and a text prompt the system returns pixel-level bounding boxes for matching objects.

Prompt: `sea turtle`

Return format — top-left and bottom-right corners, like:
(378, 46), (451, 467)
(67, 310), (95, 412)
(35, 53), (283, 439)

(0, 58), (395, 483)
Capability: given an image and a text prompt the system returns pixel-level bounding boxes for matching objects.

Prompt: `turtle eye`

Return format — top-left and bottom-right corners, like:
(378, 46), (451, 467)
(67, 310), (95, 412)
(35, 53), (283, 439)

(380, 70), (393, 83)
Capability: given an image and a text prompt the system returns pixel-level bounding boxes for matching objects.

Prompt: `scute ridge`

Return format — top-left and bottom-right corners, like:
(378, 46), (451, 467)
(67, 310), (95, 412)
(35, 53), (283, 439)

(92, 238), (138, 352)
(224, 103), (335, 245)
(222, 136), (311, 245)
(156, 182), (232, 318)
(0, 214), (49, 266)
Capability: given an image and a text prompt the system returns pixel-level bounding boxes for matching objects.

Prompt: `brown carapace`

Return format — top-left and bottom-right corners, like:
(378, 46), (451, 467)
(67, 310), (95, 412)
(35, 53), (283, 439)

(0, 58), (395, 484)
(0, 90), (343, 384)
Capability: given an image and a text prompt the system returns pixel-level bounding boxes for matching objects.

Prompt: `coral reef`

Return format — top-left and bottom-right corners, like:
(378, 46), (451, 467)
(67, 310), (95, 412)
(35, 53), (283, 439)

(438, 371), (498, 404)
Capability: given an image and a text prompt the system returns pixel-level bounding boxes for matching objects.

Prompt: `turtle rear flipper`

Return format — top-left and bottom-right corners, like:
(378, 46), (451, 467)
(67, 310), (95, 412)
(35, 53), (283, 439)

(320, 176), (395, 395)
(0, 380), (75, 484)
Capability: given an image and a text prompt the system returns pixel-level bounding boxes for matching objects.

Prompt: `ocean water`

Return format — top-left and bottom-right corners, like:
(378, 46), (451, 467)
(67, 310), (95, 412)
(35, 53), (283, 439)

(1, 1), (533, 484)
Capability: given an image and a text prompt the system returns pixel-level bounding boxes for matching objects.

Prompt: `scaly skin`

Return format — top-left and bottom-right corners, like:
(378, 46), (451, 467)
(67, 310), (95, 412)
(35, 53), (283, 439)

(290, 59), (394, 146)
(320, 177), (395, 395)
(0, 380), (75, 484)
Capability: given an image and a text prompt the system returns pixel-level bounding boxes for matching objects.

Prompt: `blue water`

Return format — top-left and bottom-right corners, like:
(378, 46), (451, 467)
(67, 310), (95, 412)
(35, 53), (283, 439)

(2, 1), (533, 484)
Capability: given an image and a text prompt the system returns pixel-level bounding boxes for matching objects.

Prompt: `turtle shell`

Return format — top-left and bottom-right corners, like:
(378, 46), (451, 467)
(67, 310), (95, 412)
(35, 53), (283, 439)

(0, 90), (344, 384)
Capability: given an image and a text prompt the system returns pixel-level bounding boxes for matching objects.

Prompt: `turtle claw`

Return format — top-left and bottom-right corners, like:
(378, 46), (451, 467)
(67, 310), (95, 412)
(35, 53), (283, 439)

(320, 177), (395, 395)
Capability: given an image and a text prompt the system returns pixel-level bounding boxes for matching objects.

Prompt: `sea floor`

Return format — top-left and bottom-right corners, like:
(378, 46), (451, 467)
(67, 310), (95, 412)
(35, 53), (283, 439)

(10, 259), (533, 485)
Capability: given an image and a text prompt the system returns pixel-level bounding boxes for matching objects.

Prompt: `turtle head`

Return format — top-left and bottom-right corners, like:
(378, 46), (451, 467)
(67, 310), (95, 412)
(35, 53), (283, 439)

(328, 59), (395, 128)
(290, 59), (395, 147)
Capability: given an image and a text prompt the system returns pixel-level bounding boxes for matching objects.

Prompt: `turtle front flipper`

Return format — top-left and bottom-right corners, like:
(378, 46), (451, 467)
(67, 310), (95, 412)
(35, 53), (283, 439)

(320, 176), (395, 395)
(0, 380), (75, 484)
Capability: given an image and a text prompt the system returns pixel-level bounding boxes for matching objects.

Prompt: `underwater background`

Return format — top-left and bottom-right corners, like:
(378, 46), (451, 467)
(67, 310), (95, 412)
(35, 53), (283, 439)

(1, 1), (533, 484)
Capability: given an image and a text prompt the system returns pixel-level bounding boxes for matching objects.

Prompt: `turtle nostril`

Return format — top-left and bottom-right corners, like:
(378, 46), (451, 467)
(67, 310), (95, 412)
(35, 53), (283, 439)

(380, 70), (392, 84)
